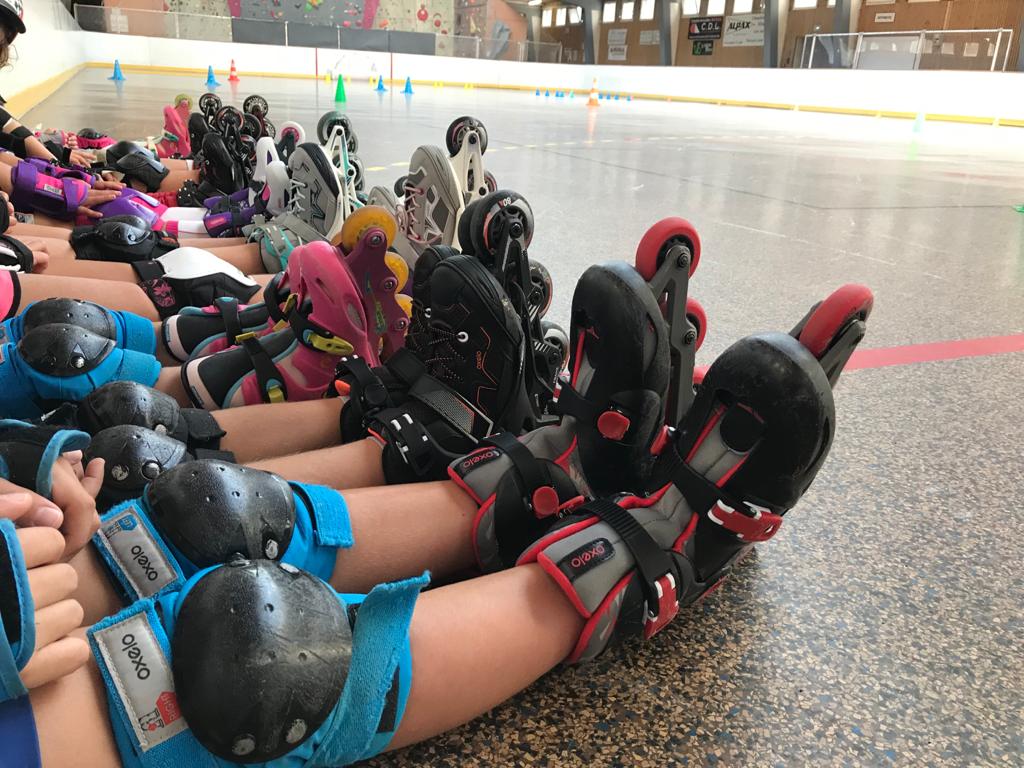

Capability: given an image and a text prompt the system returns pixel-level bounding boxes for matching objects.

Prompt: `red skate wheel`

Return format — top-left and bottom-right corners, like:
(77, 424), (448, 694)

(635, 217), (701, 281)
(798, 284), (874, 359)
(685, 296), (707, 352)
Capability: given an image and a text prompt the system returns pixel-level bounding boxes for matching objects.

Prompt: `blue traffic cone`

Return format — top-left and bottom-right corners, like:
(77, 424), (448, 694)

(535, 88), (540, 96)
(205, 66), (221, 89)
(108, 60), (126, 82)
(544, 90), (550, 97)
(376, 76), (387, 93)
(614, 93), (620, 101)
(403, 76), (414, 95)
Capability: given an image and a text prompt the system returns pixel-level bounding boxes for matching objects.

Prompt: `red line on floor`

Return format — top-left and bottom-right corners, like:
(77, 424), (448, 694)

(847, 333), (1024, 371)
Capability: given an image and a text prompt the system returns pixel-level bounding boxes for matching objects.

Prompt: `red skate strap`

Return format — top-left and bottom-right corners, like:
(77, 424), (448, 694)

(643, 573), (679, 639)
(707, 501), (782, 542)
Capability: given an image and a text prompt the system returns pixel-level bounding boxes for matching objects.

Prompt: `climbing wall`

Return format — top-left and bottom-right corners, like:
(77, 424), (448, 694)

(239, 0), (354, 24)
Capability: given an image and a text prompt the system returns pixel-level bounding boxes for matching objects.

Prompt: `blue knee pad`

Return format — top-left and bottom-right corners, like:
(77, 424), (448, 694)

(0, 519), (35, 703)
(0, 324), (161, 419)
(0, 298), (157, 355)
(88, 561), (426, 768)
(0, 695), (41, 767)
(92, 459), (353, 603)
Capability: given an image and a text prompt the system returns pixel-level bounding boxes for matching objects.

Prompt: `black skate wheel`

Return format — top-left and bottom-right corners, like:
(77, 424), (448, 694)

(262, 118), (276, 139)
(346, 131), (359, 156)
(446, 116), (488, 156)
(541, 320), (570, 371)
(484, 170), (497, 193)
(241, 113), (262, 140)
(349, 155), (365, 192)
(199, 92), (221, 116)
(469, 190), (534, 258)
(393, 175), (408, 198)
(215, 106), (244, 133)
(243, 95), (269, 118)
(529, 261), (553, 319)
(316, 111), (352, 146)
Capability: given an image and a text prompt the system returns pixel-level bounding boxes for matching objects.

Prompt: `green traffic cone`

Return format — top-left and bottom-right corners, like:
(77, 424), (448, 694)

(335, 74), (347, 103)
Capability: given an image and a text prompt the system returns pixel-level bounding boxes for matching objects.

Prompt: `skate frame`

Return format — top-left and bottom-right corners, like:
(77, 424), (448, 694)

(788, 310), (867, 387)
(449, 129), (488, 207)
(324, 125), (361, 219)
(649, 243), (698, 427)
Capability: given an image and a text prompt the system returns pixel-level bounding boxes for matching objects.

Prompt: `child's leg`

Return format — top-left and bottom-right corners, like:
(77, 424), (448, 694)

(19, 273), (159, 319)
(9, 223), (72, 241)
(246, 438), (386, 489)
(159, 169), (198, 193)
(216, 398), (345, 462)
(179, 236), (248, 248)
(33, 565), (581, 767)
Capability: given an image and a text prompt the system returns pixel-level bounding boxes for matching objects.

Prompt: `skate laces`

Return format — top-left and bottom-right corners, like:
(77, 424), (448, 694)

(287, 176), (307, 217)
(425, 321), (469, 385)
(403, 181), (443, 246)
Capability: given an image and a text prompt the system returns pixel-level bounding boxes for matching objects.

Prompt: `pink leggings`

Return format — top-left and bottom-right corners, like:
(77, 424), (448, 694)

(0, 271), (20, 321)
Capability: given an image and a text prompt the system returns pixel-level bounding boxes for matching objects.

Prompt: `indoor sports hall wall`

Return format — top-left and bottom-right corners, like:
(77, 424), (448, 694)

(76, 31), (1024, 124)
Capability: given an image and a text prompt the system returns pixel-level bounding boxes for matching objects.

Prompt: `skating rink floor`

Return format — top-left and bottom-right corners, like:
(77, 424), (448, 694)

(27, 69), (1024, 767)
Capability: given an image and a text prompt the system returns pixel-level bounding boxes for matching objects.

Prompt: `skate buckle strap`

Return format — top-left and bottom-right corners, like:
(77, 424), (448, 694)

(238, 333), (286, 403)
(577, 498), (679, 639)
(272, 293), (298, 331)
(290, 311), (354, 357)
(214, 297), (243, 344)
(484, 432), (559, 518)
(384, 412), (434, 476)
(707, 501), (782, 543)
(334, 356), (388, 408)
(552, 381), (634, 442)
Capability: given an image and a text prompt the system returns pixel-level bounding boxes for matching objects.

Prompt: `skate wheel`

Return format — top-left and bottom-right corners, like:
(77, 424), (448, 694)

(384, 253), (411, 291)
(393, 175), (408, 198)
(174, 93), (193, 111)
(484, 170), (497, 193)
(798, 284), (874, 359)
(262, 118), (276, 139)
(278, 121), (304, 144)
(542, 320), (570, 371)
(347, 131), (359, 156)
(216, 106), (244, 133)
(635, 217), (701, 281)
(316, 111), (353, 146)
(349, 155), (365, 192)
(337, 205), (398, 253)
(530, 260), (553, 319)
(446, 115), (487, 156)
(685, 297), (707, 352)
(241, 112), (263, 139)
(469, 190), (534, 258)
(199, 92), (221, 115)
(394, 294), (413, 332)
(243, 94), (269, 118)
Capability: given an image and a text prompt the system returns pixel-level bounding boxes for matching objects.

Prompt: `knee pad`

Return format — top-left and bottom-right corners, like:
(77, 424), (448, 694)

(71, 214), (179, 264)
(0, 325), (161, 419)
(88, 561), (425, 766)
(0, 519), (34, 702)
(83, 426), (194, 510)
(68, 381), (226, 454)
(92, 459), (352, 602)
(77, 128), (115, 151)
(0, 421), (91, 498)
(105, 141), (152, 167)
(0, 235), (33, 273)
(0, 298), (156, 354)
(132, 247), (260, 319)
(9, 162), (90, 220)
(116, 152), (171, 194)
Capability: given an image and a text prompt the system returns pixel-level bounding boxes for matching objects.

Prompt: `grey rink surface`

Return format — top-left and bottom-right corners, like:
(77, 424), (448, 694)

(28, 69), (1024, 767)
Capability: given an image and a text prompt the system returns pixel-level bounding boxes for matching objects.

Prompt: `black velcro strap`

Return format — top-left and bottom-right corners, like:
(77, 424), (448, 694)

(484, 431), (548, 499)
(193, 448), (237, 463)
(578, 498), (676, 617)
(377, 410), (438, 477)
(215, 297), (244, 344)
(131, 259), (165, 283)
(338, 357), (390, 411)
(241, 335), (287, 403)
(383, 348), (427, 388)
(179, 408), (227, 446)
(263, 274), (287, 323)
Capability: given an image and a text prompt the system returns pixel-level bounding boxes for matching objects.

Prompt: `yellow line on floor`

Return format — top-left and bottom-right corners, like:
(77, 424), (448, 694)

(8, 63), (88, 116)
(366, 166), (386, 171)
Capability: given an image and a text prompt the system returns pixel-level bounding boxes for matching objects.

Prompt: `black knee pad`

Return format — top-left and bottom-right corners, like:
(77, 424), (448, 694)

(0, 234), (33, 272)
(145, 460), (295, 567)
(70, 215), (179, 264)
(74, 381), (227, 453)
(84, 425), (192, 508)
(172, 559), (351, 761)
(20, 298), (121, 341)
(105, 141), (151, 167)
(115, 152), (170, 193)
(19, 324), (116, 377)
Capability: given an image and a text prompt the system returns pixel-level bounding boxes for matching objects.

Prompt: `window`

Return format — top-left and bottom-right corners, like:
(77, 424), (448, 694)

(640, 0), (655, 19)
(556, 7), (567, 25)
(568, 6), (582, 23)
(827, 0), (835, 5)
(792, 0), (816, 8)
(620, 1), (634, 20)
(682, 0), (699, 14)
(732, 0), (753, 11)
(542, 8), (552, 26)
(864, 0), (895, 5)
(603, 1), (616, 22)
(706, 0), (725, 14)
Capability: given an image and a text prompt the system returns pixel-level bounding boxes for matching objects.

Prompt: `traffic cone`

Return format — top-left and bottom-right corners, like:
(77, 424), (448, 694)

(205, 66), (220, 89)
(335, 73), (347, 103)
(376, 76), (387, 93)
(403, 76), (413, 95)
(587, 78), (599, 107)
(535, 88), (540, 96)
(108, 60), (126, 82)
(228, 60), (240, 83)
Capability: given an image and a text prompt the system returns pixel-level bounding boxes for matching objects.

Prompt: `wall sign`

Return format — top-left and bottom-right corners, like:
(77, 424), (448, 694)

(639, 29), (660, 46)
(608, 44), (628, 61)
(608, 28), (627, 45)
(692, 40), (714, 56)
(874, 12), (895, 23)
(688, 17), (723, 41)
(723, 13), (764, 47)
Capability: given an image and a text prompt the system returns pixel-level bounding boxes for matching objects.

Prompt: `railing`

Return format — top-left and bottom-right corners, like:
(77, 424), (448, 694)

(73, 5), (561, 64)
(799, 29), (1014, 72)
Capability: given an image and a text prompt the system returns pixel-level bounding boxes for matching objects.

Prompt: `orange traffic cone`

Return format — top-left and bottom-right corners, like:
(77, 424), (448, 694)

(587, 78), (599, 107)
(228, 60), (240, 83)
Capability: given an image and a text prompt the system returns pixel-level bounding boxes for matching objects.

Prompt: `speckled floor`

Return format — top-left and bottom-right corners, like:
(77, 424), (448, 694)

(26, 69), (1024, 766)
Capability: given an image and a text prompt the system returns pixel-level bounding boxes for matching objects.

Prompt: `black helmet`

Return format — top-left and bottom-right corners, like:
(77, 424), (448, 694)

(0, 0), (25, 35)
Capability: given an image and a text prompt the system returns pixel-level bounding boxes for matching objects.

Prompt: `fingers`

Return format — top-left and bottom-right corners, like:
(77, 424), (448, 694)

(0, 479), (63, 528)
(81, 458), (105, 501)
(19, 636), (90, 690)
(51, 459), (100, 560)
(32, 250), (51, 272)
(28, 562), (79, 609)
(0, 490), (34, 522)
(76, 207), (102, 220)
(67, 134), (79, 149)
(17, 526), (66, 569)
(32, 599), (84, 649)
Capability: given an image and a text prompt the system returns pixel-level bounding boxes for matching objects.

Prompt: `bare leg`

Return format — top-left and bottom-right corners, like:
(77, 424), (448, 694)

(155, 366), (191, 406)
(36, 258), (140, 282)
(18, 273), (159, 319)
(163, 159), (191, 171)
(217, 398), (344, 462)
(35, 564), (581, 767)
(247, 438), (385, 489)
(9, 223), (72, 241)
(180, 236), (248, 248)
(159, 169), (199, 192)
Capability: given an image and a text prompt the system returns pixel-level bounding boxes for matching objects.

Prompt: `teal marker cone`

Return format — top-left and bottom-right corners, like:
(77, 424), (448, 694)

(109, 60), (126, 82)
(376, 76), (387, 93)
(402, 76), (413, 95)
(205, 65), (221, 88)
